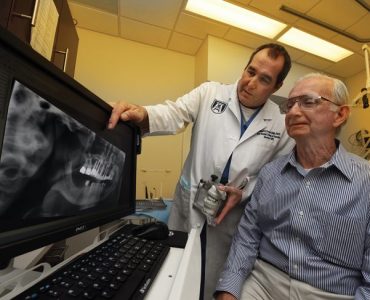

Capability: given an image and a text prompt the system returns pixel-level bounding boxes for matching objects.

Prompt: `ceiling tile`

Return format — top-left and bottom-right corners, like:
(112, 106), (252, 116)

(232, 0), (253, 5)
(330, 34), (365, 55)
(224, 28), (270, 49)
(69, 2), (119, 36)
(70, 0), (118, 14)
(175, 12), (229, 39)
(307, 0), (367, 30)
(292, 18), (338, 40)
(346, 13), (370, 43)
(280, 45), (310, 61)
(119, 0), (183, 29)
(120, 17), (171, 48)
(249, 0), (318, 24)
(295, 54), (333, 72)
(324, 53), (365, 78)
(168, 32), (203, 55)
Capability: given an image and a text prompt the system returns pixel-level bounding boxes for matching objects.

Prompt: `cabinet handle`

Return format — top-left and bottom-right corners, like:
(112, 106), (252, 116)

(12, 0), (40, 27)
(55, 48), (69, 72)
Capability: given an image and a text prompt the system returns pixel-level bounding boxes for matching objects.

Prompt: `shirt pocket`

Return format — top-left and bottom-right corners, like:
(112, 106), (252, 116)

(317, 212), (365, 269)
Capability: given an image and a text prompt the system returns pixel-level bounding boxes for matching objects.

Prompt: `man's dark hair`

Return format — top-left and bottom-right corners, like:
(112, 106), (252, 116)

(246, 43), (291, 87)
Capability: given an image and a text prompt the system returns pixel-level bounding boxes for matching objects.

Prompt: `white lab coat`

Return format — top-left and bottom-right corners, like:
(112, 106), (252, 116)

(145, 81), (294, 299)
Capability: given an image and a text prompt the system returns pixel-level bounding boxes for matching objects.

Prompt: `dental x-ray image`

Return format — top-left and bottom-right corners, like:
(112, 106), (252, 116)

(0, 81), (126, 221)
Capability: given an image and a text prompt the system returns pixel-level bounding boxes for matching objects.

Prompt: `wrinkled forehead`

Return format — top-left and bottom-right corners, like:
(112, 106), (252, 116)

(289, 77), (333, 98)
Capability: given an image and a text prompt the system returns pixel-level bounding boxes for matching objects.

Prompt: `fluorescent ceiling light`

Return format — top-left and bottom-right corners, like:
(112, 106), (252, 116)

(278, 28), (353, 62)
(185, 0), (287, 39)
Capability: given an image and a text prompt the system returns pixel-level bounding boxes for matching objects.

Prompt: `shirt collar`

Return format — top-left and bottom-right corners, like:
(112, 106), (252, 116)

(281, 140), (353, 182)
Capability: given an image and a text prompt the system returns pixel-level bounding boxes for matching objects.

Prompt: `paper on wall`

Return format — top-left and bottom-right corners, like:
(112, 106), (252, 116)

(30, 0), (59, 61)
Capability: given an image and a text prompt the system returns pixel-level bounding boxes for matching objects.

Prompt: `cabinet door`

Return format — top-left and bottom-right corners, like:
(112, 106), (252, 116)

(52, 0), (78, 77)
(6, 0), (36, 43)
(0, 0), (13, 28)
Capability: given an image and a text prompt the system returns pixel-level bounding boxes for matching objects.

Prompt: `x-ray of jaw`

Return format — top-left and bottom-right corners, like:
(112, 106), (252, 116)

(0, 81), (126, 219)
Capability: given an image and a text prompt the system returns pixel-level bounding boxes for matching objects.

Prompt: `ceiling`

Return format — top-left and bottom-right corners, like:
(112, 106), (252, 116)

(67, 0), (370, 79)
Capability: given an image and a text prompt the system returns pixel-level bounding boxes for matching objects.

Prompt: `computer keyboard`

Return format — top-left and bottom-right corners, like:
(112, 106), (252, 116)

(15, 225), (170, 300)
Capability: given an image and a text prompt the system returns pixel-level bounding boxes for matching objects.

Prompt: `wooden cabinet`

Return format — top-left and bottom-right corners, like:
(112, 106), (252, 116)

(0, 0), (78, 77)
(52, 0), (79, 77)
(0, 0), (35, 43)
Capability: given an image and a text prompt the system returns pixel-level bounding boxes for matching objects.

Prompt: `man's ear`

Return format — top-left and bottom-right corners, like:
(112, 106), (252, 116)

(333, 105), (350, 128)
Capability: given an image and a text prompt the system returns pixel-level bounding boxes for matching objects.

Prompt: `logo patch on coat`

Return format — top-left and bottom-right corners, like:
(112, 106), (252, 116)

(211, 99), (228, 114)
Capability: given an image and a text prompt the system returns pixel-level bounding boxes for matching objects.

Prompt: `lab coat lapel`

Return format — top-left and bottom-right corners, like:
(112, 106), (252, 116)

(228, 85), (242, 124)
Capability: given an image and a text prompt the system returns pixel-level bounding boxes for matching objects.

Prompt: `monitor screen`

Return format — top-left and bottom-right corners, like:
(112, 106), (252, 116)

(0, 27), (139, 265)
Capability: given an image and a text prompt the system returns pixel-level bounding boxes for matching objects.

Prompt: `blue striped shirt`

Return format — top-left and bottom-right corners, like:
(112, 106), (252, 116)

(216, 143), (370, 299)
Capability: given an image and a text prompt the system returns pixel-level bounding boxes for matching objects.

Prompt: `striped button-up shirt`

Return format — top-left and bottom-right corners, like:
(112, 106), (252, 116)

(216, 143), (370, 299)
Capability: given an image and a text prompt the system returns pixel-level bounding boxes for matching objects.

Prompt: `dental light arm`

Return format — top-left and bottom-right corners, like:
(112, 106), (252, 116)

(352, 44), (369, 109)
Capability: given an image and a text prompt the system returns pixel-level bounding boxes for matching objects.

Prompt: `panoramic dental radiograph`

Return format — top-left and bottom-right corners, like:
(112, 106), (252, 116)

(0, 81), (126, 220)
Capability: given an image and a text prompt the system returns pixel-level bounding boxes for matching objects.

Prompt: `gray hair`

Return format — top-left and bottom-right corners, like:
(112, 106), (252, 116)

(296, 73), (349, 105)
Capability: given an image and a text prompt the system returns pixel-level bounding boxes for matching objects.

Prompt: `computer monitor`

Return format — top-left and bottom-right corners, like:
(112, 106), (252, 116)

(0, 26), (140, 266)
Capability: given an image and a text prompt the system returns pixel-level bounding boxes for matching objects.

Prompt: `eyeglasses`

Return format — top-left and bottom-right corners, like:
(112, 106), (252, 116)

(279, 95), (340, 114)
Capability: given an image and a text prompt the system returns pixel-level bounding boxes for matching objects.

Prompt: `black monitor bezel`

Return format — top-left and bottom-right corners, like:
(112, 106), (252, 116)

(0, 26), (139, 263)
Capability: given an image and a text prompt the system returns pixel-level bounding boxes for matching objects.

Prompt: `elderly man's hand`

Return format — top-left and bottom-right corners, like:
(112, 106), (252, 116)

(107, 101), (148, 130)
(214, 185), (243, 225)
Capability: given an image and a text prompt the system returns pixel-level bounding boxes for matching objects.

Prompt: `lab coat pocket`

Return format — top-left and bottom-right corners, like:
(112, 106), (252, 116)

(173, 178), (191, 220)
(317, 212), (364, 269)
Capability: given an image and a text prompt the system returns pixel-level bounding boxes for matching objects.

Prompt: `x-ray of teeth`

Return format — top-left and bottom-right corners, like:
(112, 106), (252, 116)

(0, 81), (126, 219)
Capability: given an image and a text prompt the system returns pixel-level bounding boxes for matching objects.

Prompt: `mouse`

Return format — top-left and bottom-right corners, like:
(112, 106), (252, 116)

(131, 221), (169, 240)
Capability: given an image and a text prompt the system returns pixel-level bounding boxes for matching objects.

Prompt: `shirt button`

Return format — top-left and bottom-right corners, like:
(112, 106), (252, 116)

(293, 264), (298, 269)
(305, 181), (310, 187)
(298, 211), (304, 216)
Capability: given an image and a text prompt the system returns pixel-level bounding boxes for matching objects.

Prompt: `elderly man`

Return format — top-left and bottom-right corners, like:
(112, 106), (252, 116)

(215, 73), (370, 300)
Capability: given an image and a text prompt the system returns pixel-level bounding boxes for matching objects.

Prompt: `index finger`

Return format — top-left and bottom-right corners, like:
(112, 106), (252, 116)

(107, 103), (129, 129)
(214, 204), (233, 225)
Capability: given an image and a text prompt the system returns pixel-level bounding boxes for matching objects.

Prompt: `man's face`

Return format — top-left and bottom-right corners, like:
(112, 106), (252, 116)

(237, 48), (284, 108)
(285, 77), (338, 141)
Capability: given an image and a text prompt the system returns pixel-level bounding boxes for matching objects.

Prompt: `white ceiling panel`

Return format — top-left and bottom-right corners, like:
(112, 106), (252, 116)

(71, 0), (118, 14)
(119, 0), (183, 29)
(346, 13), (370, 40)
(331, 34), (365, 55)
(324, 52), (366, 77)
(120, 17), (171, 48)
(168, 32), (203, 55)
(224, 28), (270, 49)
(249, 0), (322, 25)
(69, 2), (119, 36)
(307, 0), (367, 30)
(293, 18), (339, 40)
(295, 54), (334, 73)
(175, 13), (229, 39)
